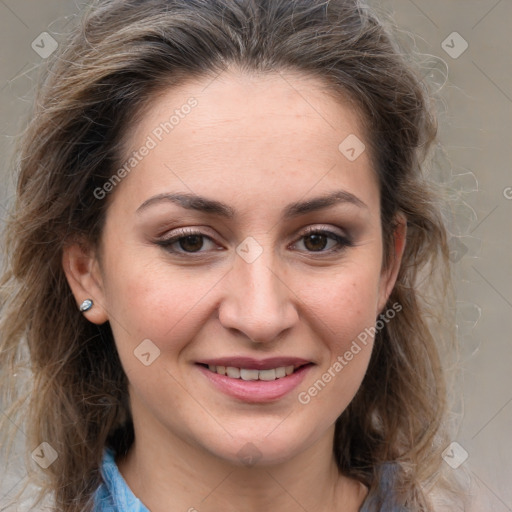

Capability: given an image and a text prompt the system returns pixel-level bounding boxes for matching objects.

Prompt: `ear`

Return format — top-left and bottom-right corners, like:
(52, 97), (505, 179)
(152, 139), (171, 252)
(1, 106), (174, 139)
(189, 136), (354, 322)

(377, 213), (407, 314)
(62, 241), (109, 325)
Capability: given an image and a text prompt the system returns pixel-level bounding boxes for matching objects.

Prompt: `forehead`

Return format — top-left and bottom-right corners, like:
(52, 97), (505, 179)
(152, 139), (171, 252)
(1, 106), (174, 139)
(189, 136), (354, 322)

(128, 68), (366, 151)
(113, 68), (378, 216)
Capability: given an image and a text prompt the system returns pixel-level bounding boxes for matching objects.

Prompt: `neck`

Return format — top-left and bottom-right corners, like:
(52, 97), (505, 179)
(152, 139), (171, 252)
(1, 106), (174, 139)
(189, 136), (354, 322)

(117, 418), (367, 512)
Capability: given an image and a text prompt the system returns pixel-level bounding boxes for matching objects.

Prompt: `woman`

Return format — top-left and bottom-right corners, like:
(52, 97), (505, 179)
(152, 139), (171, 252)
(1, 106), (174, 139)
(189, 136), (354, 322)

(0, 0), (464, 510)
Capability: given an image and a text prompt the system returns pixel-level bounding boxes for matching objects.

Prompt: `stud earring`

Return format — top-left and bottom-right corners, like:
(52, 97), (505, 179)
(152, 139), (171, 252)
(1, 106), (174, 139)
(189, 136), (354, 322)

(79, 299), (94, 312)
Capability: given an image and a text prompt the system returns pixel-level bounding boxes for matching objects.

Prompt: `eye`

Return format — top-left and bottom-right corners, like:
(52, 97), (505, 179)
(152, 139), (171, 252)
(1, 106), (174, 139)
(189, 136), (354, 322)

(291, 227), (353, 254)
(155, 228), (219, 255)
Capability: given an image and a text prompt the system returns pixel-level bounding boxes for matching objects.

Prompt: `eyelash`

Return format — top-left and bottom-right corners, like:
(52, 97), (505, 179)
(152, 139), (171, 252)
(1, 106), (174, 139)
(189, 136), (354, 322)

(154, 226), (354, 257)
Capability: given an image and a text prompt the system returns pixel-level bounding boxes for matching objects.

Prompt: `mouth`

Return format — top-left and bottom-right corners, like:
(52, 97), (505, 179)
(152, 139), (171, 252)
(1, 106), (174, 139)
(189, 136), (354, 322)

(197, 362), (312, 381)
(195, 357), (314, 403)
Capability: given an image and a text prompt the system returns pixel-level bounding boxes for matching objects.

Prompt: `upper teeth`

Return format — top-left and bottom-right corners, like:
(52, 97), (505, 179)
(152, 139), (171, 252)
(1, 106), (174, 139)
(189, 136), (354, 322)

(207, 365), (295, 381)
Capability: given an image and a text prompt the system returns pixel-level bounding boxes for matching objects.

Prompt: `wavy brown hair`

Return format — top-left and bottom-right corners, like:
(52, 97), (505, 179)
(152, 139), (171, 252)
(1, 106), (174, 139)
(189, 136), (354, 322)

(0, 0), (463, 510)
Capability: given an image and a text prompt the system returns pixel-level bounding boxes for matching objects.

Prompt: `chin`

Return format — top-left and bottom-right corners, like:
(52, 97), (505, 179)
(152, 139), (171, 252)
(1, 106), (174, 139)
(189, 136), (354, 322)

(201, 426), (317, 468)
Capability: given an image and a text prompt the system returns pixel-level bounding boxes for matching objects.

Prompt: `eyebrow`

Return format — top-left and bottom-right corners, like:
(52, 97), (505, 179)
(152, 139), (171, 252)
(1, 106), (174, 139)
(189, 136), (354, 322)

(136, 189), (367, 219)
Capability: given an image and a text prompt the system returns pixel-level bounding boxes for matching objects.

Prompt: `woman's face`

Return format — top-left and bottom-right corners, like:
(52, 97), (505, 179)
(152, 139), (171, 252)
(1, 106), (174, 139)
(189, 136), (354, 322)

(66, 69), (404, 466)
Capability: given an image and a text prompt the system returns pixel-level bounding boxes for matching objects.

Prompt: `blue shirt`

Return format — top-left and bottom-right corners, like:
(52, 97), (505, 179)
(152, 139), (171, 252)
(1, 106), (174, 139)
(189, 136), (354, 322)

(93, 448), (150, 512)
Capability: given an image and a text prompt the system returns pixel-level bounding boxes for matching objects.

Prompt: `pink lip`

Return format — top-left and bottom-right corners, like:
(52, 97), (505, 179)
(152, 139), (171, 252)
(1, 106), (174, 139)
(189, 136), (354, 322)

(196, 362), (313, 403)
(197, 356), (311, 370)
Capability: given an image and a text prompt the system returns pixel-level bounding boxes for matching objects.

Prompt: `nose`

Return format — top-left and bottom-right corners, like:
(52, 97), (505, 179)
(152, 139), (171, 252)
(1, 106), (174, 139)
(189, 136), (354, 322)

(217, 242), (299, 344)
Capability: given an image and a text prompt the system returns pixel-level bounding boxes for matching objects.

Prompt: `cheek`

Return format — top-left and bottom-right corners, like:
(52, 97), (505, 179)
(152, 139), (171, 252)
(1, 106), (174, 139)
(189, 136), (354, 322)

(104, 258), (215, 351)
(295, 291), (379, 425)
(295, 265), (382, 406)
(133, 273), (197, 327)
(102, 262), (217, 414)
(304, 264), (382, 346)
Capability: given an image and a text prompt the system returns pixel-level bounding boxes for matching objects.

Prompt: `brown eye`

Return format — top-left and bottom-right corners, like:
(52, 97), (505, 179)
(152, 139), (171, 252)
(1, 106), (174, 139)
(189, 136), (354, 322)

(294, 229), (353, 255)
(177, 234), (205, 252)
(303, 233), (329, 252)
(155, 229), (218, 255)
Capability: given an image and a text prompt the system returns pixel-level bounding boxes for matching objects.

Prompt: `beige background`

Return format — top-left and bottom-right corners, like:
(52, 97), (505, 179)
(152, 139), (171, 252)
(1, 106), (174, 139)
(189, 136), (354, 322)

(1, 0), (511, 510)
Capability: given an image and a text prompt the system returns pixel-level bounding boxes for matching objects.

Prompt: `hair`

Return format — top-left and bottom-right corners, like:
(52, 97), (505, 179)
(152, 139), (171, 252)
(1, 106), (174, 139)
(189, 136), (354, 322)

(0, 0), (464, 510)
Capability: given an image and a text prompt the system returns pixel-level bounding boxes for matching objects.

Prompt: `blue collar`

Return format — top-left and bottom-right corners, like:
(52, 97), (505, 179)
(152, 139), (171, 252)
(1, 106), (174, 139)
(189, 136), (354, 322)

(93, 448), (150, 512)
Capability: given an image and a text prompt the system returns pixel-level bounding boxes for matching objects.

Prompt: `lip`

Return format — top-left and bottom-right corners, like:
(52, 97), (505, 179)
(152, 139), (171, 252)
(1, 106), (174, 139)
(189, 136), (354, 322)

(196, 357), (312, 370)
(196, 360), (314, 403)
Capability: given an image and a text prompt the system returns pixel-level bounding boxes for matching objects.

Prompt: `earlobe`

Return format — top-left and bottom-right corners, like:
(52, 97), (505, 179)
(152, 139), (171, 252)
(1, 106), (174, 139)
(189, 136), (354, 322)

(377, 214), (407, 313)
(62, 242), (109, 325)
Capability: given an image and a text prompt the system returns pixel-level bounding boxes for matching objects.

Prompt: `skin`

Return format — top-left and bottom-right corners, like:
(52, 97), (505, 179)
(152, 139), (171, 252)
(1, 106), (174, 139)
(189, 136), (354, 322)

(63, 68), (406, 511)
